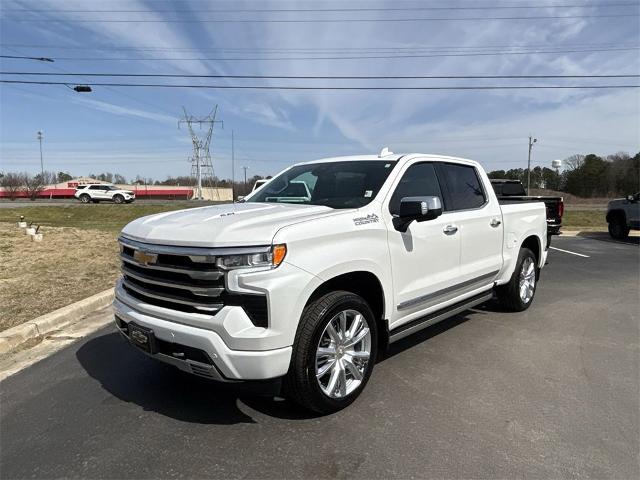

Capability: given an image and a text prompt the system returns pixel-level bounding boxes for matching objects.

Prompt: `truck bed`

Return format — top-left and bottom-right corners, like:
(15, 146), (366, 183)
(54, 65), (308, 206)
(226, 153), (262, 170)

(498, 195), (563, 235)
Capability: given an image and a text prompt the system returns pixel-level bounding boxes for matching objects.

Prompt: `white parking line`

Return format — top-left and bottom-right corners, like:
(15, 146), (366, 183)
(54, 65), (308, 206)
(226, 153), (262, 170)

(549, 246), (590, 258)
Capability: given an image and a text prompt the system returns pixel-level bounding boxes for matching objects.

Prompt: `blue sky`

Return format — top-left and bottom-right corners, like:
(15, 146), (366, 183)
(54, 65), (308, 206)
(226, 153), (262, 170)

(1, 0), (639, 182)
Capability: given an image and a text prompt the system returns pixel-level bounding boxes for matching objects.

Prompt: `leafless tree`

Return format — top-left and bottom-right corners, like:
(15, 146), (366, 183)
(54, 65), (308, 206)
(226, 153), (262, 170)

(563, 154), (585, 171)
(24, 172), (55, 201)
(1, 172), (26, 200)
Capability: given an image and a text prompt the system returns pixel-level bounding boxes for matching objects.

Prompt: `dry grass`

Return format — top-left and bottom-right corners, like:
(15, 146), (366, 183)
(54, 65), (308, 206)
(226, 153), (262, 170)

(0, 223), (119, 331)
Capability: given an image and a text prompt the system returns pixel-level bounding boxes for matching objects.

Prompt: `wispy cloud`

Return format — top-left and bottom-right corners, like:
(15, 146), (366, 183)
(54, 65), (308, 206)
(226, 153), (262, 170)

(70, 97), (176, 124)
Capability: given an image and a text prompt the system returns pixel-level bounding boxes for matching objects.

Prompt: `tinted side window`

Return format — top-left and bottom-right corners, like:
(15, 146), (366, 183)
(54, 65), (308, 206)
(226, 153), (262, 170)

(389, 163), (442, 215)
(440, 163), (486, 211)
(89, 185), (104, 190)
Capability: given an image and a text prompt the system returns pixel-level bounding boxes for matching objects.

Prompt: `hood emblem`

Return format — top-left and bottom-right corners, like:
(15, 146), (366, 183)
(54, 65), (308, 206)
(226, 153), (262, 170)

(133, 250), (158, 266)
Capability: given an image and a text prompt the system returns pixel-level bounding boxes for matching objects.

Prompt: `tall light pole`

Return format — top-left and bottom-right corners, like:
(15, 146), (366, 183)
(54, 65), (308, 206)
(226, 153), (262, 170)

(231, 130), (235, 202)
(527, 136), (537, 195)
(37, 130), (44, 177)
(242, 166), (249, 194)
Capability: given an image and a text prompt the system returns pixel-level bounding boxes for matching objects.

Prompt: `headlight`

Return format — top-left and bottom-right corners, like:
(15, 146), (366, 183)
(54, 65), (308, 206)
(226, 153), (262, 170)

(216, 244), (287, 270)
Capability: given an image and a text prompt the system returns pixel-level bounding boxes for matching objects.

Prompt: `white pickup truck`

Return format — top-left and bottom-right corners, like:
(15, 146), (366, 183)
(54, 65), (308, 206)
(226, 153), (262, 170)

(114, 151), (548, 413)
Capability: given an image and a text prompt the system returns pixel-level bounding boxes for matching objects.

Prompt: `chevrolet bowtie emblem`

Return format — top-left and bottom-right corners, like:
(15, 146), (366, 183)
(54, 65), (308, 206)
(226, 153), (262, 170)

(133, 250), (158, 266)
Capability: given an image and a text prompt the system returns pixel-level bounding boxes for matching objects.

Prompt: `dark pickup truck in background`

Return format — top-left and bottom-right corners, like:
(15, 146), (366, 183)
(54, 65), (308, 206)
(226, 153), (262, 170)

(491, 179), (564, 239)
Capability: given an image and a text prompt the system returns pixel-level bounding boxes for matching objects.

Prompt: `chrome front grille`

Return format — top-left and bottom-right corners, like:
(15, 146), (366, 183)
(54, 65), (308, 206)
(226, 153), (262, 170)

(118, 237), (227, 314)
(118, 236), (271, 327)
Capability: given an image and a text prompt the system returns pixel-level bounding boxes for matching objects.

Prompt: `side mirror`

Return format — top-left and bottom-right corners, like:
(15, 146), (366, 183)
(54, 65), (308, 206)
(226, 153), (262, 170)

(627, 195), (635, 203)
(393, 196), (442, 232)
(236, 196), (245, 202)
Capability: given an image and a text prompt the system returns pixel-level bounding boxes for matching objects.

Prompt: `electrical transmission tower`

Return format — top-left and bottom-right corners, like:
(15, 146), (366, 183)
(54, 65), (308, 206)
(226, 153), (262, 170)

(179, 106), (223, 200)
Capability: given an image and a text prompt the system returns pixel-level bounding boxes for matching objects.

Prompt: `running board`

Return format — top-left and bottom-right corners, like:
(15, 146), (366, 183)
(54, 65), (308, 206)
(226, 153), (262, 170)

(388, 290), (494, 344)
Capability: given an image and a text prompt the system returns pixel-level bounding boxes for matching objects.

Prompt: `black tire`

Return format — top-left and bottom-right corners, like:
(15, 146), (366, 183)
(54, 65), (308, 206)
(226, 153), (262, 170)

(113, 194), (124, 204)
(284, 290), (378, 414)
(608, 216), (630, 239)
(495, 247), (538, 312)
(79, 194), (91, 204)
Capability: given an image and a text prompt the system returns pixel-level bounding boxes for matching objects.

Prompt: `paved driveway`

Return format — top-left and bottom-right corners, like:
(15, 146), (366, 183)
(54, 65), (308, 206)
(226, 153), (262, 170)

(1, 235), (638, 479)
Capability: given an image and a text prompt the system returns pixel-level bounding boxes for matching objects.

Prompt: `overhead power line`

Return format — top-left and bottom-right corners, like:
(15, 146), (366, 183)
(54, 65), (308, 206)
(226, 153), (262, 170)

(4, 72), (639, 80)
(4, 2), (638, 13)
(2, 80), (638, 90)
(2, 41), (635, 53)
(4, 13), (638, 23)
(0, 55), (54, 62)
(38, 46), (640, 62)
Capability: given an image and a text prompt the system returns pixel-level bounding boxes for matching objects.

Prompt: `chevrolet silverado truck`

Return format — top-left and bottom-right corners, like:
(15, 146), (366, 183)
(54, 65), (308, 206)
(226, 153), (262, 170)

(114, 151), (548, 413)
(606, 192), (640, 239)
(490, 179), (563, 240)
(75, 184), (135, 204)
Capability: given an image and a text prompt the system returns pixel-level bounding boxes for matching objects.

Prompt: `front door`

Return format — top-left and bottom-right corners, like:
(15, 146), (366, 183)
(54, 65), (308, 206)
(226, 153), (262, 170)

(383, 161), (461, 330)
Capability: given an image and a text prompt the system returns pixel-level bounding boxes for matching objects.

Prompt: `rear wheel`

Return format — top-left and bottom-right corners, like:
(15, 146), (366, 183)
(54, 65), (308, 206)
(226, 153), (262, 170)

(608, 215), (630, 239)
(113, 194), (124, 204)
(496, 247), (538, 312)
(284, 291), (377, 414)
(79, 194), (91, 204)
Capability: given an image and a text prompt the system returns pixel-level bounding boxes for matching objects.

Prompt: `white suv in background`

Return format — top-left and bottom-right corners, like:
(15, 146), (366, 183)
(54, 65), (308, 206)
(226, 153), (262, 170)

(75, 184), (136, 204)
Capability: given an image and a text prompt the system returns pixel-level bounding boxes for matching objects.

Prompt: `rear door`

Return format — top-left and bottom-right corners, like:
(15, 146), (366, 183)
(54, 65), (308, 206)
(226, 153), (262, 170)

(436, 162), (503, 286)
(89, 185), (108, 199)
(383, 160), (461, 329)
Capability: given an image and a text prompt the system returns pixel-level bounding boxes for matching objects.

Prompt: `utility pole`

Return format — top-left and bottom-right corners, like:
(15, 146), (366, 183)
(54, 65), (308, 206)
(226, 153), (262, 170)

(179, 106), (223, 200)
(527, 135), (537, 195)
(231, 130), (235, 202)
(37, 130), (44, 177)
(242, 166), (249, 194)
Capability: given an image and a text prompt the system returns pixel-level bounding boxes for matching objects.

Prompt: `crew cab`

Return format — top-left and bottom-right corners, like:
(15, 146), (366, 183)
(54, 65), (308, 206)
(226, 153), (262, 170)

(75, 184), (135, 204)
(490, 179), (563, 239)
(113, 151), (548, 413)
(606, 192), (640, 239)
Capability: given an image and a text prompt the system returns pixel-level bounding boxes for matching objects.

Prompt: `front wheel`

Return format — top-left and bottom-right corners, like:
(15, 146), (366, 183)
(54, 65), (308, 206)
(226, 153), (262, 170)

(496, 247), (538, 312)
(608, 217), (630, 239)
(284, 291), (377, 414)
(113, 194), (124, 204)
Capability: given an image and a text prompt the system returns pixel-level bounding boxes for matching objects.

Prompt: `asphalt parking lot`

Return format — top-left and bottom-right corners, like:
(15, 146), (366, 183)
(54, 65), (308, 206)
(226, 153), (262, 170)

(1, 234), (638, 479)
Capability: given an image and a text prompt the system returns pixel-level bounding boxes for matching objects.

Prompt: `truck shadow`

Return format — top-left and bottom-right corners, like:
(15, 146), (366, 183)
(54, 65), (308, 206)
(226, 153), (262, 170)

(76, 332), (316, 423)
(77, 310), (486, 424)
(576, 231), (639, 245)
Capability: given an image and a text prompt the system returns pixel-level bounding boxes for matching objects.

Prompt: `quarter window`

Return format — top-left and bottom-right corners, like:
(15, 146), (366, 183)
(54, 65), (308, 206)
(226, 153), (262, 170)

(389, 163), (443, 215)
(439, 163), (486, 211)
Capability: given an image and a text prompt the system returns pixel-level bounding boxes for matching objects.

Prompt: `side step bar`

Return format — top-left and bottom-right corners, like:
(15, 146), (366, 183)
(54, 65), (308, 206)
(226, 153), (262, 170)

(389, 290), (494, 344)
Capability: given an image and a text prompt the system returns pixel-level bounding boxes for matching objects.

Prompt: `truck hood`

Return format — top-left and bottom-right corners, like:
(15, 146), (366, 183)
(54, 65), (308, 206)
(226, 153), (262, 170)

(121, 202), (337, 247)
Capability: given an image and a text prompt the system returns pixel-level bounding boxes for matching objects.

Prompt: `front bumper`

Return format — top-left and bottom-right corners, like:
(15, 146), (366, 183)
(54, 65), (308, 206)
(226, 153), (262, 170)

(113, 296), (292, 381)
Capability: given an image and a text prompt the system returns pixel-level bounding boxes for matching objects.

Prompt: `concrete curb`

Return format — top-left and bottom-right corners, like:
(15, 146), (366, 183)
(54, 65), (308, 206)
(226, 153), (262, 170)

(0, 288), (114, 355)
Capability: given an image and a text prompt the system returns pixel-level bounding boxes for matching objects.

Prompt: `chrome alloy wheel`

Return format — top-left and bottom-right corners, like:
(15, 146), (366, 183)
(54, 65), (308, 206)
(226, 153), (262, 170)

(519, 257), (536, 304)
(315, 309), (372, 399)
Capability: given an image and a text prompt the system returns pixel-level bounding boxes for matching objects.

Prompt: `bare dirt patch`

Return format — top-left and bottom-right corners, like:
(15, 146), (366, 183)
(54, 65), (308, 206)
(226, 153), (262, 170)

(0, 223), (119, 331)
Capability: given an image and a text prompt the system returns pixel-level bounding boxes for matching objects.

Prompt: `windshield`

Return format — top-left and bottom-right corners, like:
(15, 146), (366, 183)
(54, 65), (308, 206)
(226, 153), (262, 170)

(246, 160), (397, 209)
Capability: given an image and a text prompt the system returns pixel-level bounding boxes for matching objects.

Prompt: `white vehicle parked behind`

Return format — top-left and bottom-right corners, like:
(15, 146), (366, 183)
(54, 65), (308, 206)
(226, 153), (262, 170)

(75, 184), (135, 204)
(114, 150), (548, 413)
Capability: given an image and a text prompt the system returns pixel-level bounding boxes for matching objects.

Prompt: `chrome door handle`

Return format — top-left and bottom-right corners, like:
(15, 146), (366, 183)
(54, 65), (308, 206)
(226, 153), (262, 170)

(490, 218), (502, 228)
(443, 225), (458, 235)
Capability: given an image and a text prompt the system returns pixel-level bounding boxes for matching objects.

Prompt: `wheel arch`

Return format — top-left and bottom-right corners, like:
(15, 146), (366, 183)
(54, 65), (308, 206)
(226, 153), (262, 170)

(606, 208), (626, 224)
(521, 234), (542, 268)
(305, 270), (388, 352)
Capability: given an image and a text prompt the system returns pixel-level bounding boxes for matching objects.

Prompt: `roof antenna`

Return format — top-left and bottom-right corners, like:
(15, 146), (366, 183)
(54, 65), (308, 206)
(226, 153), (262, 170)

(378, 147), (394, 158)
